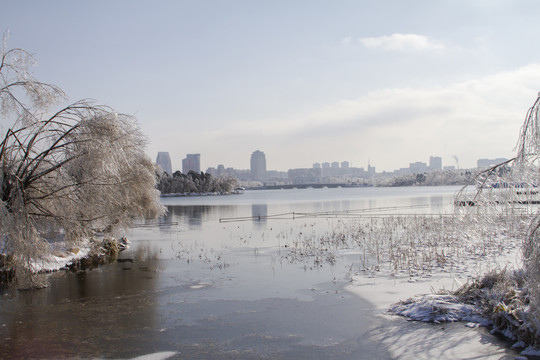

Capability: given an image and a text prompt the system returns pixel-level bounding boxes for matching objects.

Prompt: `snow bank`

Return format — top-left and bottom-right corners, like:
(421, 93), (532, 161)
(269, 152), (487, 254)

(29, 237), (130, 274)
(131, 351), (178, 360)
(30, 243), (92, 273)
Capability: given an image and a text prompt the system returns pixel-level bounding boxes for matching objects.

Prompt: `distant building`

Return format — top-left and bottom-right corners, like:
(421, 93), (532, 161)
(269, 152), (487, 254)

(182, 153), (200, 174)
(477, 158), (508, 168)
(313, 163), (321, 169)
(429, 156), (442, 171)
(341, 161), (350, 169)
(250, 150), (267, 180)
(266, 170), (288, 180)
(288, 168), (322, 184)
(409, 162), (428, 173)
(156, 152), (172, 174)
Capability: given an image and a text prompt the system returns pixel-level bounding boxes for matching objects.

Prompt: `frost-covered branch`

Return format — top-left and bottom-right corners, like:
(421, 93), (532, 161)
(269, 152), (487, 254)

(0, 35), (65, 125)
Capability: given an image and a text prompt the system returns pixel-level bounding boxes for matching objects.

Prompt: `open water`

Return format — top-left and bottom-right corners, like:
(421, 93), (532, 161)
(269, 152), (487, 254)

(0, 186), (518, 359)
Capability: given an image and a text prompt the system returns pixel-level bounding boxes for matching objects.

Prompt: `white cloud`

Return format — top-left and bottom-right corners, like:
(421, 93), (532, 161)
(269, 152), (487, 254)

(228, 63), (540, 138)
(218, 63), (540, 170)
(357, 33), (445, 51)
(164, 63), (540, 171)
(340, 36), (353, 45)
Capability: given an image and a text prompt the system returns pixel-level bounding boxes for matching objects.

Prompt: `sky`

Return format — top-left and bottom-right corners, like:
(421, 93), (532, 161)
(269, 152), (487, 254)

(2, 1), (540, 173)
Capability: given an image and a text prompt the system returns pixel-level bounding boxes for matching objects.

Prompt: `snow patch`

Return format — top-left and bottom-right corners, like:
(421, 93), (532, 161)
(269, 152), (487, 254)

(130, 352), (178, 360)
(390, 294), (490, 325)
(30, 242), (92, 273)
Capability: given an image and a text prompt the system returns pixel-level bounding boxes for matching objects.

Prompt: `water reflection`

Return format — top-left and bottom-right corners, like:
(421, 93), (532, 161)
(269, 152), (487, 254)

(430, 196), (444, 210)
(159, 204), (237, 231)
(312, 199), (365, 214)
(0, 260), (162, 359)
(251, 204), (267, 227)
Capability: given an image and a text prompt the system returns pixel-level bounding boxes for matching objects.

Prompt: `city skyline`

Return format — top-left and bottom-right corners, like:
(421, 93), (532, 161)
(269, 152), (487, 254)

(160, 150), (505, 176)
(3, 2), (537, 173)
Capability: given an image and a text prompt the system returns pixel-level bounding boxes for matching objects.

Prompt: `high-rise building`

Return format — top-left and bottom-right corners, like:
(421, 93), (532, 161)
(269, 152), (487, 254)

(250, 150), (266, 180)
(182, 154), (200, 174)
(156, 152), (172, 174)
(429, 156), (442, 171)
(367, 164), (376, 176)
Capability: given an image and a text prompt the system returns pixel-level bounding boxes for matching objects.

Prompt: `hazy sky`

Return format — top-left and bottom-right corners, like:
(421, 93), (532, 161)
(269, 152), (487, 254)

(2, 1), (540, 172)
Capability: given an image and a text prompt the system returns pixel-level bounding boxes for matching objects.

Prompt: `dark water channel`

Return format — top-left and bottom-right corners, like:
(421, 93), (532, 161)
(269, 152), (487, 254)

(0, 187), (518, 359)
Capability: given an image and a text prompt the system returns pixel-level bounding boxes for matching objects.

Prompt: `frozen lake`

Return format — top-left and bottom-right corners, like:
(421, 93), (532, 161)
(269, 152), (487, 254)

(0, 186), (519, 359)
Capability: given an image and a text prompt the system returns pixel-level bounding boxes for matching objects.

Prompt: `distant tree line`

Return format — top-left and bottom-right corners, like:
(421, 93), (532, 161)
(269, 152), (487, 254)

(157, 171), (238, 194)
(377, 169), (475, 187)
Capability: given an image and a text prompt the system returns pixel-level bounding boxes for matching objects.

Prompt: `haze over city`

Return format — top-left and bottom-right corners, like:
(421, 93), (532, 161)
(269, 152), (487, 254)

(2, 1), (540, 172)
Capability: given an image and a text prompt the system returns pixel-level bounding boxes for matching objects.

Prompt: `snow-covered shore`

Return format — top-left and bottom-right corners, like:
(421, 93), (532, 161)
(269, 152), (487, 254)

(345, 243), (540, 358)
(31, 242), (93, 273)
(0, 237), (131, 288)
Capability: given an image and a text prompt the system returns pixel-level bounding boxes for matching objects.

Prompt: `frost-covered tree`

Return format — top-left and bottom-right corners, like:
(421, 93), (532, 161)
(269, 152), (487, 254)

(455, 93), (540, 343)
(515, 94), (540, 328)
(0, 37), (165, 287)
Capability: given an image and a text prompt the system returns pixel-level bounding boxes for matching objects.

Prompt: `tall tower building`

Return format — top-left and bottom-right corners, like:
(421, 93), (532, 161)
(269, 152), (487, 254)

(182, 154), (200, 174)
(156, 152), (172, 174)
(367, 160), (376, 176)
(250, 150), (266, 180)
(429, 156), (442, 171)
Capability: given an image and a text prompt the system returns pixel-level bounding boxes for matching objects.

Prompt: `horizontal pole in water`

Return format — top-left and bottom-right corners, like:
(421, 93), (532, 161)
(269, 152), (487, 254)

(218, 204), (455, 223)
(129, 222), (179, 228)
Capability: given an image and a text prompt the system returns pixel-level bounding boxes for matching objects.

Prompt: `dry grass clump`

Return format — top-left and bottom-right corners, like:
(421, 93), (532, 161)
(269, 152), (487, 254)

(454, 269), (540, 348)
